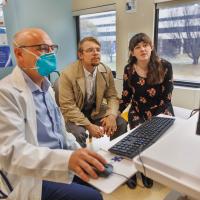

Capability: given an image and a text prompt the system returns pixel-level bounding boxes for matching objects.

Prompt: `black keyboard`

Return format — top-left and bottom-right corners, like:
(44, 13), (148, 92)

(109, 117), (175, 159)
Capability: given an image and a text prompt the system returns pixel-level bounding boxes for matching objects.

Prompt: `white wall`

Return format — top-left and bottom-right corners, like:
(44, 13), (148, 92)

(172, 87), (200, 110)
(72, 0), (154, 77)
(2, 0), (77, 74)
(72, 0), (200, 110)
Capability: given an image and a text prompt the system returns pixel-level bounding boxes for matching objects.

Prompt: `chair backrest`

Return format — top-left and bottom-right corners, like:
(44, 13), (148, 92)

(52, 78), (60, 106)
(48, 71), (60, 106)
(48, 70), (60, 83)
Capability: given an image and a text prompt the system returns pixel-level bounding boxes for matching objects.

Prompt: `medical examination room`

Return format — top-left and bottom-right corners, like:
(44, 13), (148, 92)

(0, 0), (200, 199)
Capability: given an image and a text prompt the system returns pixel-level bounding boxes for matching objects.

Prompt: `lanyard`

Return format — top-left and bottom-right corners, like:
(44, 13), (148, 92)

(0, 171), (13, 199)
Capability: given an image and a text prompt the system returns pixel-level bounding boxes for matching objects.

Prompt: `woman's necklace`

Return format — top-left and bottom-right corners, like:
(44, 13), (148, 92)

(134, 64), (148, 78)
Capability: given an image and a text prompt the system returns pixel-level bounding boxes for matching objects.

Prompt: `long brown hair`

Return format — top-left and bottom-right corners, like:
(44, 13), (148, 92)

(128, 33), (165, 84)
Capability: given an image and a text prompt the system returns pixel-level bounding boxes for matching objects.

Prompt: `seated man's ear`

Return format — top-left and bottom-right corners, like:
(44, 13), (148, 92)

(14, 48), (23, 61)
(77, 51), (83, 60)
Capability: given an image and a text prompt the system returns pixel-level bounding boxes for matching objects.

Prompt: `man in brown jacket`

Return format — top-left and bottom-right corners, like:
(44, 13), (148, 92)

(59, 37), (127, 147)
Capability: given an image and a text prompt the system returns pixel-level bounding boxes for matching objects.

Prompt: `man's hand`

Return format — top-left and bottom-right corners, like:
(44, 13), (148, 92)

(85, 124), (105, 138)
(100, 114), (117, 136)
(68, 148), (107, 182)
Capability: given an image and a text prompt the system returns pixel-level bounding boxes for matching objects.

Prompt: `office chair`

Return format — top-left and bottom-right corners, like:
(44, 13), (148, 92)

(52, 78), (60, 107)
(48, 70), (60, 83)
(48, 70), (60, 106)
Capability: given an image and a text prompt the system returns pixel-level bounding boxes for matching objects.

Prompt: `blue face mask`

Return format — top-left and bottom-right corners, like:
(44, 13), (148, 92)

(35, 53), (57, 76)
(13, 40), (57, 77)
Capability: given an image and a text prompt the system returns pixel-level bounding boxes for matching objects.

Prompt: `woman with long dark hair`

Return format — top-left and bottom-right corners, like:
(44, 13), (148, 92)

(119, 33), (174, 188)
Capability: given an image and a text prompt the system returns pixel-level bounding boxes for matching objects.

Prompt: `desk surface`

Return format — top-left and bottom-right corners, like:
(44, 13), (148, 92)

(134, 114), (200, 200)
(87, 131), (137, 194)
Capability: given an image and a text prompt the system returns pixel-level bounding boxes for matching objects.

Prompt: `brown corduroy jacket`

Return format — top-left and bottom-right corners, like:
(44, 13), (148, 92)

(59, 60), (119, 126)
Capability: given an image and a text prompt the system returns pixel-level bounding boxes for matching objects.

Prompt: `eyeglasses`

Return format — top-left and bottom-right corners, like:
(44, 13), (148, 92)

(18, 44), (59, 54)
(82, 47), (101, 54)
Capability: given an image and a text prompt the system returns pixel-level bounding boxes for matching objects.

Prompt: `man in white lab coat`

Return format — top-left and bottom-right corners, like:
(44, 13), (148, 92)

(0, 28), (106, 200)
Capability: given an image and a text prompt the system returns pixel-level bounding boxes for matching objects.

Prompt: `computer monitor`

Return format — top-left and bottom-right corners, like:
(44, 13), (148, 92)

(196, 110), (200, 135)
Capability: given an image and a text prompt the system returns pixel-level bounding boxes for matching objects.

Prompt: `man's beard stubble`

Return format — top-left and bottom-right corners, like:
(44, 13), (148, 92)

(91, 57), (100, 67)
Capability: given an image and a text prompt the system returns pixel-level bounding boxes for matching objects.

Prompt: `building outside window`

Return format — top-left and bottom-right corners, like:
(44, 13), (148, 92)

(156, 2), (200, 86)
(79, 11), (116, 71)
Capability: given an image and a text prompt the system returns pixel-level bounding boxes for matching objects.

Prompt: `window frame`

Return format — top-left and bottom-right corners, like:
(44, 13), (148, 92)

(74, 8), (117, 76)
(154, 1), (200, 88)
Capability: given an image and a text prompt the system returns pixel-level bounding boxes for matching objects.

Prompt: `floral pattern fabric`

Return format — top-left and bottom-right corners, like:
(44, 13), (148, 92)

(119, 59), (174, 129)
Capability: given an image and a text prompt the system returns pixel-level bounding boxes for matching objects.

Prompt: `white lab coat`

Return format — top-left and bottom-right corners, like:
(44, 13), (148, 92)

(0, 66), (80, 200)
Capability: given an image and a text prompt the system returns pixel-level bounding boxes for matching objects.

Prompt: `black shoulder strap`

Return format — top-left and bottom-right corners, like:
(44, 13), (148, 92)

(0, 170), (13, 198)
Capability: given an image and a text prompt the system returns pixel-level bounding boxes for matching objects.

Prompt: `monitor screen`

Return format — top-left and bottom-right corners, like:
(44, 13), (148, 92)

(196, 111), (200, 135)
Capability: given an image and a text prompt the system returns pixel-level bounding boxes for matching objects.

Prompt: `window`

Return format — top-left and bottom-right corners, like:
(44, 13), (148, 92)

(0, 1), (12, 68)
(78, 11), (116, 71)
(155, 1), (200, 87)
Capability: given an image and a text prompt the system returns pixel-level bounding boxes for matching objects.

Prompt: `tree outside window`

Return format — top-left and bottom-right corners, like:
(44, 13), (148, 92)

(157, 3), (200, 84)
(79, 11), (116, 71)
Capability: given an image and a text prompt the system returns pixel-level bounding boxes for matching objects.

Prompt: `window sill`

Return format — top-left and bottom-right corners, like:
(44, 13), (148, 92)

(174, 81), (200, 89)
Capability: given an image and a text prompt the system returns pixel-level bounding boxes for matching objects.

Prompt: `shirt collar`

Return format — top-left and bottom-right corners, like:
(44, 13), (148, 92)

(22, 70), (51, 93)
(83, 66), (97, 78)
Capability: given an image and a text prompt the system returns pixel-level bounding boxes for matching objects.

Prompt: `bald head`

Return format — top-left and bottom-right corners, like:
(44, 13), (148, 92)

(13, 28), (52, 47)
(13, 28), (55, 86)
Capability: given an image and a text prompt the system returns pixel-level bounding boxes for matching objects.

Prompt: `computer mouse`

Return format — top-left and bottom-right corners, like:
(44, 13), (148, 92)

(94, 163), (113, 177)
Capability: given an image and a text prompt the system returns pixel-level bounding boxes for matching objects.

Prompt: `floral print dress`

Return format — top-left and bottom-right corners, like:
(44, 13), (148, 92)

(119, 59), (174, 129)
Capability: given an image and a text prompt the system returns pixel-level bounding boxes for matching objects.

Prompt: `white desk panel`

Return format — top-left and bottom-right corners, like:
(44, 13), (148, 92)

(134, 114), (200, 200)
